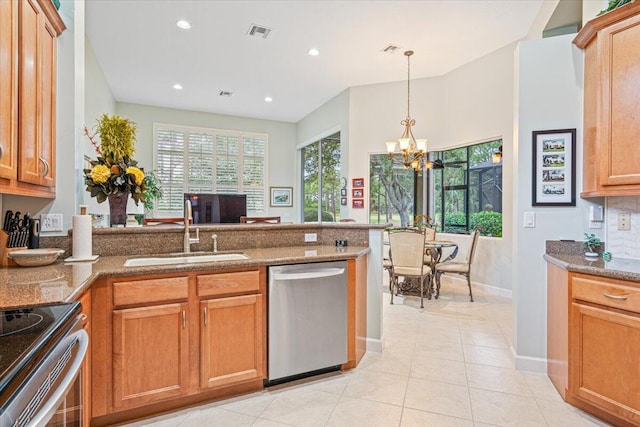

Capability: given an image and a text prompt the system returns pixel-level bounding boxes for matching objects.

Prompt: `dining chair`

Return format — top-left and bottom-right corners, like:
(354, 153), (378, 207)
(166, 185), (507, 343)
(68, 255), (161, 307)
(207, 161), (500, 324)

(388, 229), (430, 308)
(434, 230), (480, 301)
(423, 226), (436, 265)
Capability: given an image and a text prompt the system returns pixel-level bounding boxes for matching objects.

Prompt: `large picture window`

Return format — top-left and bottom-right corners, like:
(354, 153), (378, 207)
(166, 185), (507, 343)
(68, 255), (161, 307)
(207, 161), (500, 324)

(153, 124), (267, 215)
(433, 139), (502, 236)
(370, 154), (417, 227)
(301, 132), (341, 222)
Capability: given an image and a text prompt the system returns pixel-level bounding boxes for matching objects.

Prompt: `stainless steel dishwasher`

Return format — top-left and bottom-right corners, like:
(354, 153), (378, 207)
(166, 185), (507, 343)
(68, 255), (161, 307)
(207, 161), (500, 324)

(267, 261), (347, 385)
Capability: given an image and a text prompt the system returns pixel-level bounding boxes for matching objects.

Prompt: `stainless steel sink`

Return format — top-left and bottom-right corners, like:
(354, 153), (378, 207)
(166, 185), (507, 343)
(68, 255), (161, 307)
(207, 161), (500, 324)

(124, 253), (249, 267)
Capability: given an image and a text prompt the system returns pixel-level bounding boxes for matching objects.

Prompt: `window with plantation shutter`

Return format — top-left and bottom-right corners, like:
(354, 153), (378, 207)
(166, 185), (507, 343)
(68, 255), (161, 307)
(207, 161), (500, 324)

(153, 124), (267, 215)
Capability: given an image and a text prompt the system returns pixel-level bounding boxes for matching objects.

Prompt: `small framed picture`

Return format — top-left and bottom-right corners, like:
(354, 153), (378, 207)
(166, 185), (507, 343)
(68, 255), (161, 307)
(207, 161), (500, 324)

(340, 197), (347, 206)
(270, 187), (293, 207)
(352, 189), (363, 198)
(352, 199), (364, 209)
(532, 129), (576, 206)
(352, 177), (364, 188)
(340, 188), (347, 197)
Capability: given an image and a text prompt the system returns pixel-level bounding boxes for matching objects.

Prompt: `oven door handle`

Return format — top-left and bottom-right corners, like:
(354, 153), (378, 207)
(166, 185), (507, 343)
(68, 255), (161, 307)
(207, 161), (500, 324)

(27, 328), (89, 427)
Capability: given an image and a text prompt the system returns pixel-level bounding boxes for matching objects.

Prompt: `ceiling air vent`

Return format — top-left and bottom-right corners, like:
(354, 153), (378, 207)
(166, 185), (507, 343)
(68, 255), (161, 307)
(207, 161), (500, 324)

(218, 90), (234, 97)
(382, 44), (401, 54)
(247, 24), (272, 39)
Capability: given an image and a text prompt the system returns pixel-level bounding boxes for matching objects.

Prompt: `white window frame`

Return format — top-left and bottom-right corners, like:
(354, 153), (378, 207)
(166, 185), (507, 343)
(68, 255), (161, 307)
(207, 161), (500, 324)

(153, 123), (268, 217)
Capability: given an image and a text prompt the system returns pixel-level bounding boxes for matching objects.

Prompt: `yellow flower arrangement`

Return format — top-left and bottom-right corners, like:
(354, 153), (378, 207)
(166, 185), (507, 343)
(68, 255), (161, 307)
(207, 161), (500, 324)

(83, 114), (147, 205)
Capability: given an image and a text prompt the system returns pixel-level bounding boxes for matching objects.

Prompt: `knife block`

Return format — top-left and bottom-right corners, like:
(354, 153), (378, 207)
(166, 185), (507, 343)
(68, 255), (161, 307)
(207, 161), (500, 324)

(0, 230), (28, 267)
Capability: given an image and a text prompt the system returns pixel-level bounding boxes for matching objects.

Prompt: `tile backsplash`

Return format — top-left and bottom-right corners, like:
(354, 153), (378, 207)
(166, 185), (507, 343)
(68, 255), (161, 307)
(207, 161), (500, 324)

(606, 196), (640, 260)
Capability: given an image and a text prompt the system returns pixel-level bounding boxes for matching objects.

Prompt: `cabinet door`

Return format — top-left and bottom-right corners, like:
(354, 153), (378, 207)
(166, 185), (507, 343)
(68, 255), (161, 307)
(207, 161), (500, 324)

(18, 0), (56, 187)
(112, 303), (189, 410)
(200, 295), (264, 389)
(0, 0), (17, 180)
(570, 302), (640, 424)
(598, 13), (640, 186)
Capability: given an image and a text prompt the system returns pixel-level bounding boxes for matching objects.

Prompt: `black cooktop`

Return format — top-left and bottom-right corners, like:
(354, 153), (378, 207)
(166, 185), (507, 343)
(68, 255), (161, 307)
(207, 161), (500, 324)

(0, 302), (80, 398)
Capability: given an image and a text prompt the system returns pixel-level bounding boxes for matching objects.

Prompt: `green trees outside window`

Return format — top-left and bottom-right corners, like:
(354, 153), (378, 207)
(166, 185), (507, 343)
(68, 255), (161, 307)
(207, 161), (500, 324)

(302, 132), (341, 222)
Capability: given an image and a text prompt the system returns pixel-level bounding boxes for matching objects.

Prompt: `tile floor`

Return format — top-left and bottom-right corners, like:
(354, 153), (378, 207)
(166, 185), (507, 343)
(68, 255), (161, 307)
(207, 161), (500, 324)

(120, 278), (612, 427)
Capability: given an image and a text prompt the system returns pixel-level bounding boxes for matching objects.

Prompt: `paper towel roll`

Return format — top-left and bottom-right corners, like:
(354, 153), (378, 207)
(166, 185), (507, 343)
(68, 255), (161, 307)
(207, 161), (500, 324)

(72, 215), (93, 260)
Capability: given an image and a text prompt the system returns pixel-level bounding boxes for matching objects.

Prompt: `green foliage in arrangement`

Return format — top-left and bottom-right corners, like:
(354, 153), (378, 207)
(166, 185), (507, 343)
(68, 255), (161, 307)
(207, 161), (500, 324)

(142, 171), (163, 211)
(598, 0), (634, 16)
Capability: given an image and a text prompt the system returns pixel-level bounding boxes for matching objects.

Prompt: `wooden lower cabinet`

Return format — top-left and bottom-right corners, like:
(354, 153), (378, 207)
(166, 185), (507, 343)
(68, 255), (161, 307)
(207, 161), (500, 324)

(569, 301), (640, 425)
(200, 294), (264, 389)
(547, 265), (640, 426)
(112, 303), (190, 410)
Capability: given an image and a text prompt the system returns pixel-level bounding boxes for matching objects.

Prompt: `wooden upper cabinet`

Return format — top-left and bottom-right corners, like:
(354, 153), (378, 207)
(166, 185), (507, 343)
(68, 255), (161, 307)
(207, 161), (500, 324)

(0, 0), (63, 197)
(574, 3), (640, 196)
(0, 0), (18, 180)
(19, 0), (57, 188)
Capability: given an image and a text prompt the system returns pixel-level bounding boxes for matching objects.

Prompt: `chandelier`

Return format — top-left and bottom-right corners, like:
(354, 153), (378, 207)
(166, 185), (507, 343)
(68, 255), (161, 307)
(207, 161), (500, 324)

(385, 50), (429, 171)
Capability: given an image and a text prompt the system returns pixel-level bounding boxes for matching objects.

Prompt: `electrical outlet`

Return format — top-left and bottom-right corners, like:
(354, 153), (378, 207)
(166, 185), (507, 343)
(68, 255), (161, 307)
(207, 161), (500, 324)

(304, 233), (317, 242)
(41, 214), (63, 232)
(617, 213), (631, 231)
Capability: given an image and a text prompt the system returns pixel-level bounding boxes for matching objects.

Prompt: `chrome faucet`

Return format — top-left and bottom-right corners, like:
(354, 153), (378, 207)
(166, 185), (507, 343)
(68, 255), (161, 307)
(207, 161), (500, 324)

(184, 199), (200, 253)
(212, 234), (218, 253)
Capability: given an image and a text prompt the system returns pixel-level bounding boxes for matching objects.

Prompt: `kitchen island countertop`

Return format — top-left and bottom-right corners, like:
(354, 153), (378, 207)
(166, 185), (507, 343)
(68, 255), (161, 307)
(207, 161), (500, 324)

(0, 245), (370, 309)
(544, 253), (640, 282)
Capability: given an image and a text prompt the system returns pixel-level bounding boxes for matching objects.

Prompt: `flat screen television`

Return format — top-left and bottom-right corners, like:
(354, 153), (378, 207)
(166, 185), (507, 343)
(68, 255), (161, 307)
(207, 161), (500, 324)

(184, 193), (247, 224)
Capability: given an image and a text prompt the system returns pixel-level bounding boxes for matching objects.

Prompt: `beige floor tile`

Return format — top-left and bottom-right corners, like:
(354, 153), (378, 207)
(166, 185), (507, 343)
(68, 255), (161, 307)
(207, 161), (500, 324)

(259, 389), (340, 427)
(404, 378), (472, 420)
(536, 398), (613, 427)
(400, 407), (474, 426)
(342, 370), (409, 406)
(251, 419), (293, 427)
(178, 407), (256, 426)
(520, 371), (564, 402)
(409, 357), (467, 386)
(466, 364), (532, 396)
(469, 388), (546, 426)
(361, 348), (413, 376)
(463, 345), (515, 369)
(118, 408), (193, 426)
(216, 391), (276, 417)
(325, 396), (403, 427)
(460, 330), (509, 349)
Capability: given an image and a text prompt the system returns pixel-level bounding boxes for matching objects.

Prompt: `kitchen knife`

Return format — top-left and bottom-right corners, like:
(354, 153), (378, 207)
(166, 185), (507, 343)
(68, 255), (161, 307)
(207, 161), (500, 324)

(3, 210), (13, 232)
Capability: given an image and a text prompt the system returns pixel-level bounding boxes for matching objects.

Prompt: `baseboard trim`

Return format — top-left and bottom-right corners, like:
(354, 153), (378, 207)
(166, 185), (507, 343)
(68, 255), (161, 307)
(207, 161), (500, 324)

(510, 345), (547, 373)
(444, 276), (512, 298)
(366, 337), (384, 353)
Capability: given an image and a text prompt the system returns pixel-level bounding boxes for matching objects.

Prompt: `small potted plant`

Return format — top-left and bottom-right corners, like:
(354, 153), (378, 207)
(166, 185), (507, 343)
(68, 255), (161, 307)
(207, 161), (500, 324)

(584, 233), (601, 258)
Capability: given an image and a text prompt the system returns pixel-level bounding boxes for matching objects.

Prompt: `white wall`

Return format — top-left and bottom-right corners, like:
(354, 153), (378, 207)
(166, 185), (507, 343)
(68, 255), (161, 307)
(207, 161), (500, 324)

(512, 34), (603, 371)
(115, 103), (298, 220)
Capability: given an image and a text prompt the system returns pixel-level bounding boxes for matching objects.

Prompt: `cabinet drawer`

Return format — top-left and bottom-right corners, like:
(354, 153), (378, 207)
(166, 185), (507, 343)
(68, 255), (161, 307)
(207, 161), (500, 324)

(113, 276), (189, 307)
(197, 270), (260, 297)
(572, 275), (640, 314)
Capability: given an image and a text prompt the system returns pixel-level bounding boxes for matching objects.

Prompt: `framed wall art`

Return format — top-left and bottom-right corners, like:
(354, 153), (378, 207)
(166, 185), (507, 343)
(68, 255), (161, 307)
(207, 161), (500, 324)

(532, 129), (576, 206)
(352, 177), (364, 188)
(340, 197), (347, 206)
(352, 199), (364, 209)
(270, 187), (293, 207)
(340, 188), (347, 197)
(352, 189), (363, 198)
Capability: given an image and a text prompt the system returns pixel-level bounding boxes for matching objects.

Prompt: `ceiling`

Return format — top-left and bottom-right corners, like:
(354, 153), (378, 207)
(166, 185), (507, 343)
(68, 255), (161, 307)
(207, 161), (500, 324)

(85, 1), (549, 124)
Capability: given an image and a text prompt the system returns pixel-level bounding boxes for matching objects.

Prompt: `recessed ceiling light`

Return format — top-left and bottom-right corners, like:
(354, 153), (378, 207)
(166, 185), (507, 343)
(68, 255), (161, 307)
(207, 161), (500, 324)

(264, 96), (273, 103)
(308, 48), (320, 56)
(172, 83), (183, 90)
(176, 20), (191, 30)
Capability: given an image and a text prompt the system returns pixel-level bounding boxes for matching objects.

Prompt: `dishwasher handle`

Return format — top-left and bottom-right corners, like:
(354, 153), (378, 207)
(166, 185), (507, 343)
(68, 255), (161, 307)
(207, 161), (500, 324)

(272, 267), (345, 281)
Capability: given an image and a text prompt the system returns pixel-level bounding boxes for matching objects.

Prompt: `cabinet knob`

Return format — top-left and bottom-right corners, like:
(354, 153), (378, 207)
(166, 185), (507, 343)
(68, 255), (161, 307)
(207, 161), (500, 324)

(181, 310), (186, 329)
(203, 307), (208, 327)
(0, 145), (4, 161)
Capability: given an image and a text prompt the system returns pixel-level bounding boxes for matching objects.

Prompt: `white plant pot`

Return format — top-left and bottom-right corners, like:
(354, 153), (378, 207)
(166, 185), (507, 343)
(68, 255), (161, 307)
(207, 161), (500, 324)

(585, 252), (599, 258)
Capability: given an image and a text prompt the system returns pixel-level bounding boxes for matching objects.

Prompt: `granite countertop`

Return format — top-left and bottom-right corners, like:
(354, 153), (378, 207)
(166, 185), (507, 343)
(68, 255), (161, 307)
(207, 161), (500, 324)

(544, 253), (640, 282)
(0, 245), (370, 309)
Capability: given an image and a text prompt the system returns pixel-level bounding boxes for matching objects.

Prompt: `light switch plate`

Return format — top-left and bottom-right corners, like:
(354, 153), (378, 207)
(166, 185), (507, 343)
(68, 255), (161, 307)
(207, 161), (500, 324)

(304, 233), (317, 242)
(524, 212), (535, 228)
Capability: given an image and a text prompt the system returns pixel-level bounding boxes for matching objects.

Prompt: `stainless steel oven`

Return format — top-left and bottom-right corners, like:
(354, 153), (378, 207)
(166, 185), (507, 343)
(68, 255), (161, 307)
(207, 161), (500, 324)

(0, 303), (88, 427)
